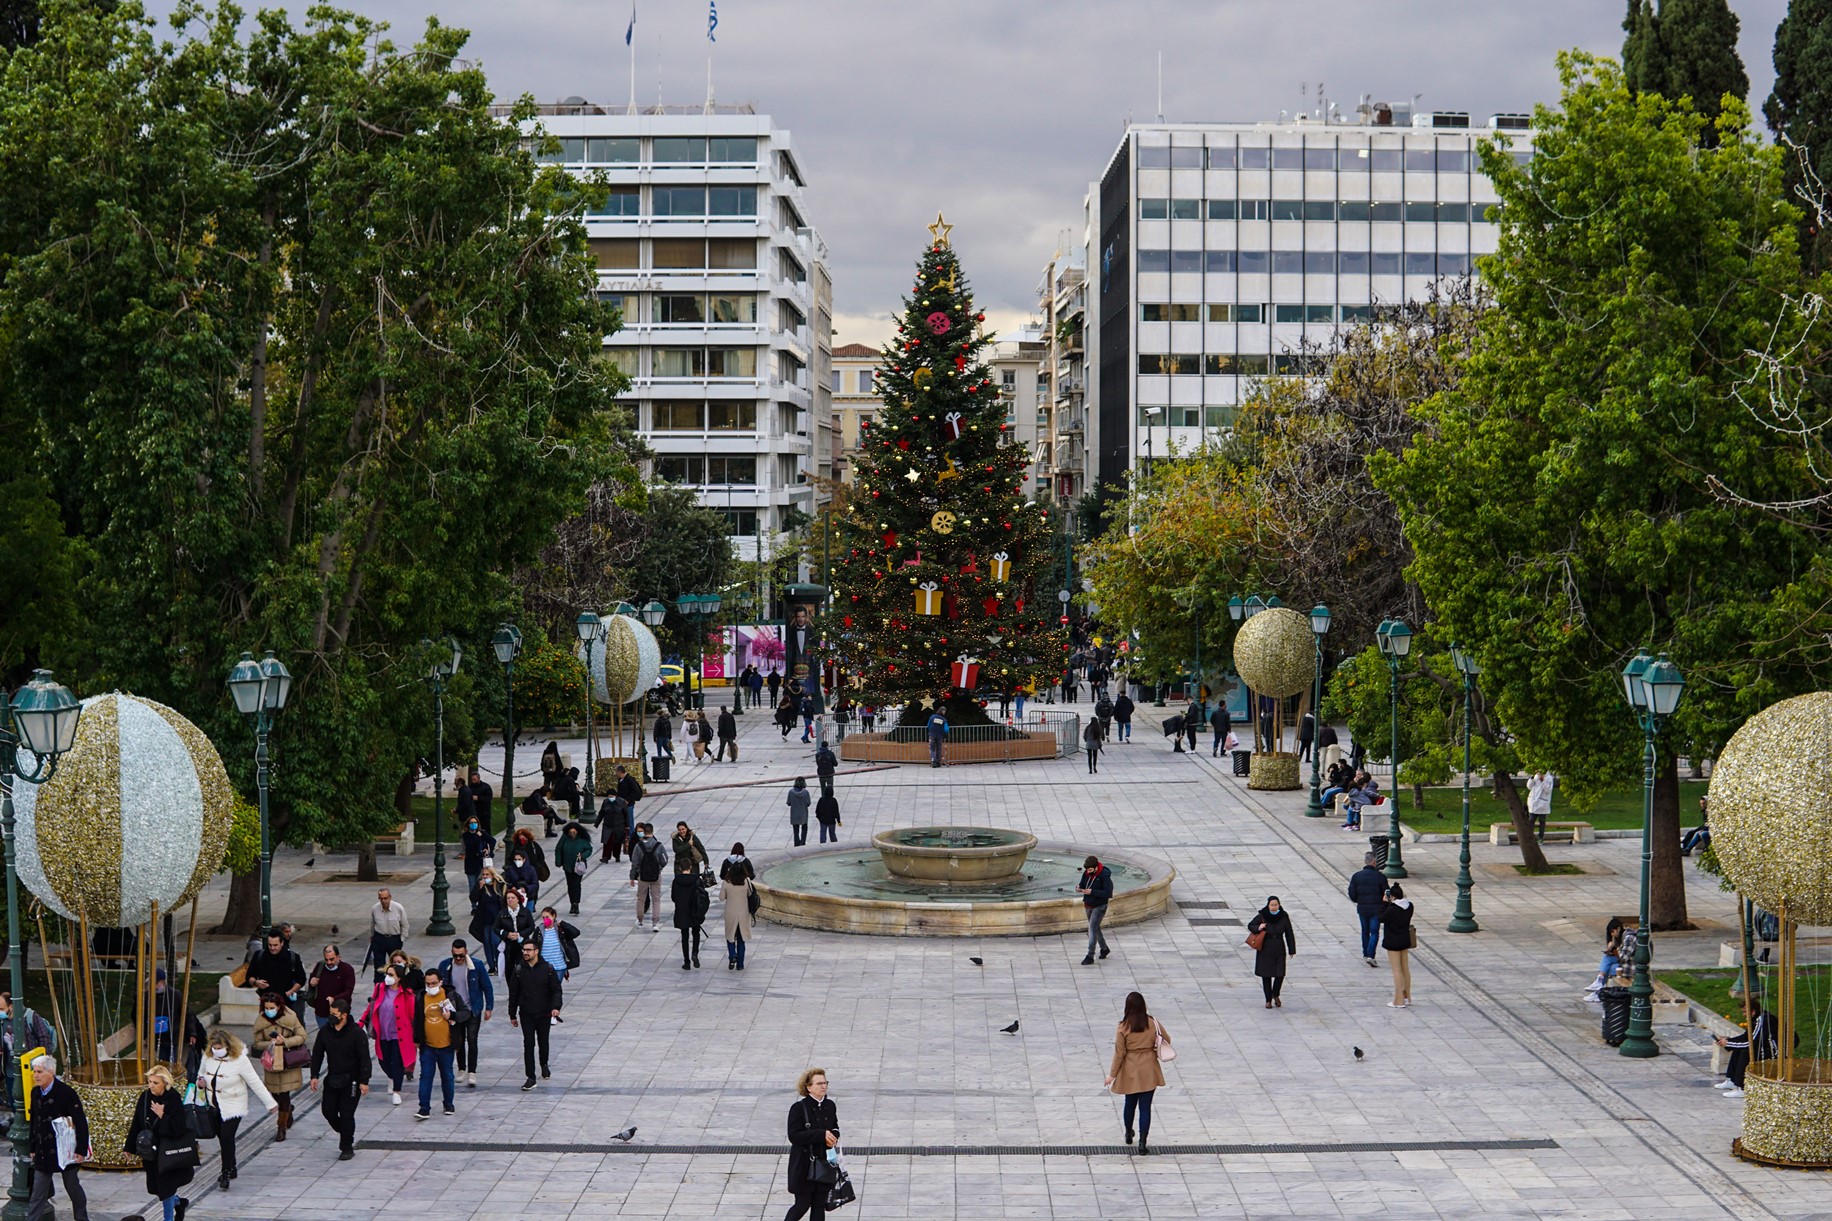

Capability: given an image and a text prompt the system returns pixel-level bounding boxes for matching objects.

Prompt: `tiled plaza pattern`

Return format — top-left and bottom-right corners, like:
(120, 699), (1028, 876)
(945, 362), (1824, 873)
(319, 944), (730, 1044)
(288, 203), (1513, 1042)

(58, 701), (1829, 1218)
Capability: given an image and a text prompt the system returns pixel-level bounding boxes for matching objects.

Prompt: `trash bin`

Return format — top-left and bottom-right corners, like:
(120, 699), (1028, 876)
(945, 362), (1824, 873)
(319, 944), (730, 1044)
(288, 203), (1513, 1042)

(1599, 986), (1633, 1046)
(1231, 750), (1251, 777)
(651, 755), (671, 782)
(1368, 836), (1390, 870)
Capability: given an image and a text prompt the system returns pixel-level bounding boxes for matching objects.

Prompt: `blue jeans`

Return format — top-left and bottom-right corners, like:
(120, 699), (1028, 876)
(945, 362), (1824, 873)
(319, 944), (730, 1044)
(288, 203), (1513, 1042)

(1117, 721), (1130, 741)
(417, 1044), (456, 1112)
(161, 1195), (179, 1221)
(1086, 904), (1109, 957)
(728, 933), (746, 967)
(819, 821), (838, 843)
(1321, 786), (1346, 809)
(1358, 911), (1381, 960)
(1123, 1089), (1154, 1138)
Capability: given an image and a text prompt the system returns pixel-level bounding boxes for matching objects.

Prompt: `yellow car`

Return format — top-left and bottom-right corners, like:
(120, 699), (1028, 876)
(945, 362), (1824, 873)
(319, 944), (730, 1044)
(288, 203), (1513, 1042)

(659, 664), (688, 687)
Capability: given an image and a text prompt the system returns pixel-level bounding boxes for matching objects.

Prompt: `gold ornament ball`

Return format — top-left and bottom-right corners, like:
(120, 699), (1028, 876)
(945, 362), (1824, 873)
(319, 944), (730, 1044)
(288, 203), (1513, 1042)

(931, 511), (956, 534)
(1232, 606), (1315, 698)
(1707, 691), (1832, 924)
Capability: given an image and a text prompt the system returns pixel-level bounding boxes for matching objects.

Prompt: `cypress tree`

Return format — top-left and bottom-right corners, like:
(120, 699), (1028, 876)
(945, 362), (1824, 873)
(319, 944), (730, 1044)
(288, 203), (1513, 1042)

(1621, 0), (1749, 139)
(1765, 0), (1832, 268)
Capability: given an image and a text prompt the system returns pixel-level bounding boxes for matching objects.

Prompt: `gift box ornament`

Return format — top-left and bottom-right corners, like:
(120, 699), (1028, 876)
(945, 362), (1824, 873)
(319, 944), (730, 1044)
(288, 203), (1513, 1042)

(943, 411), (965, 440)
(951, 654), (981, 690)
(990, 551), (1011, 582)
(914, 582), (943, 615)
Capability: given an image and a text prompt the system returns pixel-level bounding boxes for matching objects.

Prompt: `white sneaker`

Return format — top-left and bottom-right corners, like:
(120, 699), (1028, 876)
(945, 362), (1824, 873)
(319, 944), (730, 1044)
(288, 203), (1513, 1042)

(1713, 1080), (1736, 1089)
(467, 1072), (478, 1088)
(1723, 1088), (1745, 1099)
(1387, 1001), (1403, 1008)
(390, 1091), (402, 1106)
(635, 919), (645, 928)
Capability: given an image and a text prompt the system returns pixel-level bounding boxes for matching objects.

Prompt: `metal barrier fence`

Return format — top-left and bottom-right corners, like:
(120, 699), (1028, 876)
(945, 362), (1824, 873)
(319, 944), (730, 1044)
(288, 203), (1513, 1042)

(841, 715), (1081, 765)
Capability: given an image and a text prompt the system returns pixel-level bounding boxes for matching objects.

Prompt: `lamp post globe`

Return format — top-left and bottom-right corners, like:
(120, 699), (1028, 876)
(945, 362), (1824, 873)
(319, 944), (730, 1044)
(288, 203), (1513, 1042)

(1227, 596), (1244, 622)
(640, 600), (666, 628)
(227, 651), (288, 929)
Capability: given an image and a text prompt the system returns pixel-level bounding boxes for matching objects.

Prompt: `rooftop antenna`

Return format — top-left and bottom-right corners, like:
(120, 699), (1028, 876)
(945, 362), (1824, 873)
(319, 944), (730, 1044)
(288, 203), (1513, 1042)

(1156, 51), (1163, 122)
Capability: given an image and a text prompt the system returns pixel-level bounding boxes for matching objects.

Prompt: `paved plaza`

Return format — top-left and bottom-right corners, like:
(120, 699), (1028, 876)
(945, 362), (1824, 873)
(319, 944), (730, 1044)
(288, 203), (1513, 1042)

(62, 701), (1828, 1219)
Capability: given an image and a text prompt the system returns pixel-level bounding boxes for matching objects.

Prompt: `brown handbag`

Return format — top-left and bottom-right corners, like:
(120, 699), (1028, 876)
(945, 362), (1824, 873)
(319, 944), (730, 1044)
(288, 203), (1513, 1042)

(1245, 928), (1266, 951)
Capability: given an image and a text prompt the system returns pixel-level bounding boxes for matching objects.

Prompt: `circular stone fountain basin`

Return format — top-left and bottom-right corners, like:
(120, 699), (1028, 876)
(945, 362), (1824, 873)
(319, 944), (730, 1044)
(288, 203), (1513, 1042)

(756, 840), (1174, 937)
(872, 825), (1037, 883)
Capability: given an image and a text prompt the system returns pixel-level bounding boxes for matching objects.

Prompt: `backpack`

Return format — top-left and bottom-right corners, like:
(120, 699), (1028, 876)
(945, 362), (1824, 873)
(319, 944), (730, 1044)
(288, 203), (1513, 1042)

(636, 840), (665, 883)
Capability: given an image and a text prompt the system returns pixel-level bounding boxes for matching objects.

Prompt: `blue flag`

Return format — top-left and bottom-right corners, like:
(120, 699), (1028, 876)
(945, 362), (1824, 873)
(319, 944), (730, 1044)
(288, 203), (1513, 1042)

(625, 2), (635, 46)
(708, 0), (718, 41)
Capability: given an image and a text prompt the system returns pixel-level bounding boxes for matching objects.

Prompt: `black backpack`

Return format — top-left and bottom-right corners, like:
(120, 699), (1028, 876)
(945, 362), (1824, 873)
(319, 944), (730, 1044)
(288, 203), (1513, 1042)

(637, 840), (665, 883)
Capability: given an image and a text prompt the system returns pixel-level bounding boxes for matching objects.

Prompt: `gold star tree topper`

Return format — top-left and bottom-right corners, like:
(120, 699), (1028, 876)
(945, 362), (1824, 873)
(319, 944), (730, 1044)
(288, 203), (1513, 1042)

(927, 211), (953, 247)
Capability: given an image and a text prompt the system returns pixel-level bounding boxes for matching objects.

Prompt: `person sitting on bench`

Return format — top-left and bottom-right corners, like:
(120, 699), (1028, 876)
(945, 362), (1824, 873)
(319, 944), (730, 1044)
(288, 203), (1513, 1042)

(1342, 772), (1381, 830)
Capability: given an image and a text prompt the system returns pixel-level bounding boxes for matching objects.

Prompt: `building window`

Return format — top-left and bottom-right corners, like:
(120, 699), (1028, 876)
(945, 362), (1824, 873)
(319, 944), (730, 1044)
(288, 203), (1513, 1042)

(709, 293), (758, 323)
(1204, 354), (1236, 374)
(652, 400), (704, 430)
(1303, 201), (1335, 221)
(708, 348), (758, 378)
(710, 239), (757, 269)
(657, 294), (706, 324)
(708, 186), (758, 216)
(1141, 303), (1200, 322)
(707, 456), (756, 485)
(601, 348), (638, 376)
(1404, 251), (1437, 275)
(1137, 404), (1167, 424)
(831, 369), (844, 392)
(654, 238), (707, 268)
(1135, 145), (1201, 168)
(1236, 354), (1271, 375)
(588, 238), (640, 269)
(1272, 148), (1304, 170)
(857, 370), (874, 394)
(1371, 202), (1403, 222)
(1207, 303), (1261, 323)
(1001, 370), (1017, 389)
(1138, 354), (1199, 375)
(1274, 304), (1305, 323)
(1304, 148), (1335, 170)
(1140, 198), (1169, 219)
(597, 291), (628, 317)
(1137, 249), (1169, 272)
(707, 401), (757, 430)
(1238, 199), (1270, 221)
(1437, 149), (1470, 173)
(1208, 199), (1236, 220)
(1169, 199), (1201, 220)
(537, 137), (586, 164)
(1339, 252), (1369, 275)
(1238, 251), (1270, 274)
(1439, 253), (1472, 276)
(592, 187), (639, 217)
(1435, 202), (1470, 223)
(1368, 149), (1402, 172)
(586, 137), (639, 163)
(1239, 146), (1271, 170)
(1205, 404), (1233, 428)
(1340, 305), (1373, 322)
(656, 455), (704, 483)
(1304, 251), (1333, 274)
(1207, 146), (1235, 170)
(1339, 201), (1371, 222)
(778, 249), (807, 282)
(1170, 250), (1202, 273)
(1306, 305), (1332, 323)
(722, 507), (760, 535)
(1405, 202), (1436, 223)
(654, 187), (707, 217)
(1404, 147), (1436, 172)
(653, 136), (708, 164)
(1205, 251), (1235, 273)
(708, 136), (758, 163)
(1372, 252), (1402, 275)
(1272, 251), (1303, 275)
(1340, 147), (1370, 171)
(1271, 199), (1303, 222)
(655, 348), (707, 378)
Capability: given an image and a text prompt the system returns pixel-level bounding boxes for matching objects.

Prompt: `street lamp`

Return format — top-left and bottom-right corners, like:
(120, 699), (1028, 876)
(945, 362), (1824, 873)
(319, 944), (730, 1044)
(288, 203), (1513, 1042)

(1618, 649), (1685, 1059)
(491, 624), (522, 841)
(1244, 595), (1266, 619)
(227, 649), (292, 929)
(2, 670), (81, 1220)
(1374, 617), (1411, 878)
(1173, 589), (1204, 706)
(421, 638), (462, 938)
(1448, 643), (1481, 933)
(1227, 596), (1244, 623)
(575, 610), (606, 800)
(640, 601), (666, 628)
(678, 594), (723, 709)
(1303, 605), (1331, 817)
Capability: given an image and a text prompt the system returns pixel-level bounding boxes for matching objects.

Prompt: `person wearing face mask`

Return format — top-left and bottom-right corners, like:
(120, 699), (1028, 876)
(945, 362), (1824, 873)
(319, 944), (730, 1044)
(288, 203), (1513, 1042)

(461, 814), (496, 898)
(194, 1028), (276, 1191)
(1247, 896), (1298, 1009)
(438, 939), (494, 1088)
(307, 997), (371, 1161)
(503, 847), (540, 904)
(361, 966), (417, 1106)
(556, 821), (593, 916)
(536, 906), (581, 981)
(495, 887), (538, 982)
(672, 858), (711, 970)
(785, 1067), (841, 1220)
(388, 952), (425, 997)
(469, 865), (507, 971)
(307, 944), (355, 1033)
(508, 940), (564, 1090)
(251, 990), (307, 1142)
(411, 967), (468, 1119)
(124, 1064), (194, 1221)
(628, 823), (669, 930)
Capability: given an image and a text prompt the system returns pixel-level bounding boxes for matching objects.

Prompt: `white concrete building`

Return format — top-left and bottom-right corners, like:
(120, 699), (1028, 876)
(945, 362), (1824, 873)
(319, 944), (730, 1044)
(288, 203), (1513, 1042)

(520, 101), (829, 562)
(1090, 103), (1531, 493)
(992, 328), (1048, 500)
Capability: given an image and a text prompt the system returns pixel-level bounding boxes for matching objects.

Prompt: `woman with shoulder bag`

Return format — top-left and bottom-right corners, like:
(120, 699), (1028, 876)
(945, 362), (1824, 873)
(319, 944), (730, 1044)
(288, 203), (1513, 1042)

(783, 1067), (841, 1220)
(194, 1028), (275, 1190)
(1381, 884), (1415, 1008)
(125, 1064), (196, 1221)
(1246, 896), (1298, 1009)
(251, 990), (307, 1142)
(1103, 991), (1169, 1155)
(720, 845), (757, 971)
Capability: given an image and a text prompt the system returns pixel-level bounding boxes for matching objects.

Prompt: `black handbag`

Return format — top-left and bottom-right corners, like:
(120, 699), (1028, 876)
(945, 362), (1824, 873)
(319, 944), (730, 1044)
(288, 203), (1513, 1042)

(826, 1171), (857, 1210)
(747, 883), (760, 917)
(133, 1128), (156, 1161)
(157, 1142), (200, 1174)
(804, 1100), (839, 1185)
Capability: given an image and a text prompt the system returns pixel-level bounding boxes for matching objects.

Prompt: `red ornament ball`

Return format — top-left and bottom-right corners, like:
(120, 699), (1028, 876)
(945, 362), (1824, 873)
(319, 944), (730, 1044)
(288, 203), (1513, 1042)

(926, 311), (952, 335)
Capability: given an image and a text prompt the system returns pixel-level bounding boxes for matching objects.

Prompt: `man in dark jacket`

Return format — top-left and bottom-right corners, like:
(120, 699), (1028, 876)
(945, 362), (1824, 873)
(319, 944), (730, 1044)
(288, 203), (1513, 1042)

(767, 669), (782, 706)
(509, 940), (564, 1090)
(1347, 853), (1387, 967)
(25, 1054), (89, 1219)
(814, 742), (838, 797)
(628, 824), (669, 930)
(246, 929), (308, 1023)
(926, 708), (949, 768)
(598, 795), (631, 863)
(438, 939), (494, 1088)
(1113, 692), (1134, 742)
(652, 711), (675, 761)
(615, 765), (642, 826)
(715, 705), (738, 762)
(671, 858), (712, 969)
(308, 997), (371, 1160)
(1094, 694), (1114, 738)
(1298, 711), (1316, 761)
(549, 766), (583, 830)
(1077, 855), (1114, 965)
(467, 768), (494, 834)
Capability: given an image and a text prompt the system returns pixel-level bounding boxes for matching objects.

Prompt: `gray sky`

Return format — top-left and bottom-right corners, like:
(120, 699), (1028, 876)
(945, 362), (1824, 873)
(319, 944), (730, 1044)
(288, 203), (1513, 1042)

(151, 0), (1790, 346)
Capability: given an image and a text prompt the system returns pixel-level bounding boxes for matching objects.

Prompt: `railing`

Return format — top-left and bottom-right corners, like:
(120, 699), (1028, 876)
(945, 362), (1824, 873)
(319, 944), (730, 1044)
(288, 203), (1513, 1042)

(841, 715), (1079, 764)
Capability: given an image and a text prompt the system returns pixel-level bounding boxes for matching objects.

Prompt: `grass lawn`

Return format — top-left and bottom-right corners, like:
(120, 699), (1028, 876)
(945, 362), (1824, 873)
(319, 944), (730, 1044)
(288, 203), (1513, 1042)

(1664, 965), (1828, 1049)
(1395, 779), (1708, 836)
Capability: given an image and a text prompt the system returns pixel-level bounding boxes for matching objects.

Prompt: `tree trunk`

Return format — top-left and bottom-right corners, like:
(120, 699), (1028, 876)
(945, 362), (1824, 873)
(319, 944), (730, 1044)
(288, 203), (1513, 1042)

(356, 843), (380, 883)
(1411, 782), (1425, 809)
(1650, 750), (1689, 930)
(1495, 770), (1552, 872)
(215, 869), (263, 937)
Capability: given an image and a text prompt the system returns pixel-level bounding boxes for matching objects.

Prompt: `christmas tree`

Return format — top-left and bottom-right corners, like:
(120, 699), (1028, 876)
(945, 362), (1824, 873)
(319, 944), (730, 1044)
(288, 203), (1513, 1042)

(827, 217), (1064, 724)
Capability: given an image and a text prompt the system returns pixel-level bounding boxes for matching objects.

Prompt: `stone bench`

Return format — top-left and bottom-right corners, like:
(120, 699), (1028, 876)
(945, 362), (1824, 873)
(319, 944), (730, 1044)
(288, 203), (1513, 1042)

(1490, 821), (1594, 845)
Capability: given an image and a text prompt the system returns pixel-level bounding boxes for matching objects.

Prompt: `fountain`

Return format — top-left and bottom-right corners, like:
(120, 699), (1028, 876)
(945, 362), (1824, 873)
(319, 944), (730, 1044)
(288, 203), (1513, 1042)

(755, 827), (1173, 937)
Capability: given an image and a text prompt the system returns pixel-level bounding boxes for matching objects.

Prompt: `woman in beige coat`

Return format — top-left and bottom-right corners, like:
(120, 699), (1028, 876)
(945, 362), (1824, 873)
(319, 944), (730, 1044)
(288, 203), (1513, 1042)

(1104, 990), (1168, 1155)
(251, 990), (308, 1142)
(720, 844), (756, 971)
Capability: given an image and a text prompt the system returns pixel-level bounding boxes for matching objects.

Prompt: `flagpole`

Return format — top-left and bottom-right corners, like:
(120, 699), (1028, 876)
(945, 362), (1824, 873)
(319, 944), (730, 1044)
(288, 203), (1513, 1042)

(627, 5), (637, 115)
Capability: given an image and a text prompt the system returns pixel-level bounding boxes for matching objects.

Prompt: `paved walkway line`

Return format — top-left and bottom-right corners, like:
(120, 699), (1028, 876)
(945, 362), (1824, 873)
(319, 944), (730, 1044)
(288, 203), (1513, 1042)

(362, 1137), (1559, 1157)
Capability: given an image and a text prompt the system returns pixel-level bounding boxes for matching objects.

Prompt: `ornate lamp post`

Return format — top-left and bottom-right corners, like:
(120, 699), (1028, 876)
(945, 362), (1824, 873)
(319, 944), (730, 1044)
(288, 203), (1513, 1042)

(491, 624), (522, 841)
(1304, 605), (1331, 817)
(1619, 649), (1685, 1059)
(638, 602), (668, 783)
(678, 594), (723, 710)
(1, 670), (81, 1221)
(1447, 643), (1481, 933)
(422, 638), (462, 938)
(1374, 617), (1411, 879)
(227, 650), (293, 929)
(575, 610), (605, 800)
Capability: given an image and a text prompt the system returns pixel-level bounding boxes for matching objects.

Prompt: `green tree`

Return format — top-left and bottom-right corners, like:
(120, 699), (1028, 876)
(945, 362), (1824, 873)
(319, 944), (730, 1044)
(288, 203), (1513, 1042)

(621, 484), (738, 654)
(1623, 0), (1749, 136)
(828, 232), (1063, 717)
(0, 1), (634, 923)
(1376, 53), (1815, 928)
(1765, 0), (1832, 267)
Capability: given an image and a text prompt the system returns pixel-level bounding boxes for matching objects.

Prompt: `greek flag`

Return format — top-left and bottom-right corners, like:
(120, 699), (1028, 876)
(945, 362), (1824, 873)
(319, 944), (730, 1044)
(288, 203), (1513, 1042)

(708, 0), (718, 41)
(625, 2), (635, 46)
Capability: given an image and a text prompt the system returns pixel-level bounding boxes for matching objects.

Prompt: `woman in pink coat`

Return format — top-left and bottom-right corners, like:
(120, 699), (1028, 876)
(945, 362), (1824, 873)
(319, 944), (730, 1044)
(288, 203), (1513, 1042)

(360, 964), (417, 1106)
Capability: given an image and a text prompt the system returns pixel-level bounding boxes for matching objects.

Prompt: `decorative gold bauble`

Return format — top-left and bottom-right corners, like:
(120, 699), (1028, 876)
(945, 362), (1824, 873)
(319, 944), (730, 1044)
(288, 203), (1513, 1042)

(1232, 607), (1315, 699)
(930, 510), (956, 534)
(581, 614), (662, 705)
(1248, 752), (1301, 790)
(1734, 1066), (1832, 1168)
(1708, 692), (1832, 924)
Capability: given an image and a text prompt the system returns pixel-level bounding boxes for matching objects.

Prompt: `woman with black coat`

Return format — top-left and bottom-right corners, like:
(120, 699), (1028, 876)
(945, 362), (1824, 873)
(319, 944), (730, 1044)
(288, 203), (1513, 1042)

(671, 858), (712, 969)
(1380, 884), (1415, 1008)
(124, 1064), (195, 1221)
(784, 1067), (840, 1221)
(1247, 896), (1297, 1009)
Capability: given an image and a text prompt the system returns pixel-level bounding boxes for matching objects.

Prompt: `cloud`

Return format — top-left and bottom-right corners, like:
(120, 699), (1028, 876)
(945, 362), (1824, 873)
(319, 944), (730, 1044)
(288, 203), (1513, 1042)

(146, 0), (1790, 349)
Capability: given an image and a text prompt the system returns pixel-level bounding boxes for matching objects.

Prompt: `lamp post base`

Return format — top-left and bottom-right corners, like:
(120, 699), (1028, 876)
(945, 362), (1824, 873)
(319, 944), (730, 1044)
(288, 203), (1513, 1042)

(1304, 794), (1325, 817)
(1446, 911), (1479, 934)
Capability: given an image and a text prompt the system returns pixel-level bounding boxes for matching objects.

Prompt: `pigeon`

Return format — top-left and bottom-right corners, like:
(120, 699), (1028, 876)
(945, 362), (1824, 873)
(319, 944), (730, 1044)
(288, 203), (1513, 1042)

(1000, 1020), (1020, 1034)
(969, 957), (983, 966)
(612, 1127), (637, 1142)
(304, 858), (316, 869)
(1353, 1047), (1365, 1061)
(330, 924), (338, 936)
